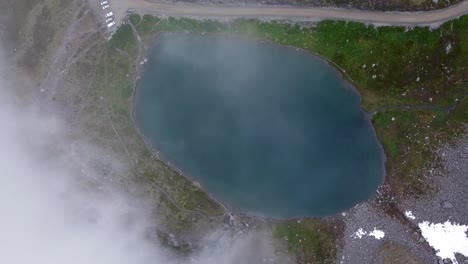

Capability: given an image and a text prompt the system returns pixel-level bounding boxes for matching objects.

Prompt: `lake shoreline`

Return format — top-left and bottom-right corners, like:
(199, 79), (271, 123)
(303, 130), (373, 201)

(130, 31), (387, 220)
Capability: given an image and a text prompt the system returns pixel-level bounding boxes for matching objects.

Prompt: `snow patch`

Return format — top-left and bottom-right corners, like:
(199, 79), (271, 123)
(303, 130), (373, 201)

(353, 228), (367, 239)
(419, 221), (468, 263)
(352, 228), (385, 240)
(405, 211), (416, 220)
(369, 229), (385, 240)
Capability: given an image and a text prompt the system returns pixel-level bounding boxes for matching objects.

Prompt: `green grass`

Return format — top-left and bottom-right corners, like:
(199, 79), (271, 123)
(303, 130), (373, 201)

(372, 104), (465, 195)
(107, 24), (138, 57)
(137, 15), (161, 35)
(374, 110), (419, 128)
(273, 220), (338, 263)
(452, 97), (468, 122)
(107, 53), (133, 99)
(129, 14), (141, 26)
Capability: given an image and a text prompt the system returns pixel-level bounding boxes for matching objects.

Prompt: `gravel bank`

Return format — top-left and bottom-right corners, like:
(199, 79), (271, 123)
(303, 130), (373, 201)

(338, 127), (468, 264)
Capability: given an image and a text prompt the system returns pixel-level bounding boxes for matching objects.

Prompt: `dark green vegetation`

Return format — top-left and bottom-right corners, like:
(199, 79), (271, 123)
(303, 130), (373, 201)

(273, 220), (339, 263)
(305, 0), (462, 11)
(107, 24), (139, 58)
(103, 14), (467, 262)
(373, 98), (467, 195)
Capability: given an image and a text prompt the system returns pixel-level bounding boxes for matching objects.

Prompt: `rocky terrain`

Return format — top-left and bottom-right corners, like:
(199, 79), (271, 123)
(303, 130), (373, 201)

(339, 128), (468, 264)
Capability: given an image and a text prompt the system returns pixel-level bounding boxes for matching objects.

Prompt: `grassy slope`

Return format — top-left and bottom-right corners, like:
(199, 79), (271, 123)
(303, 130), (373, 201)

(272, 219), (340, 263)
(105, 14), (467, 263)
(91, 25), (225, 236)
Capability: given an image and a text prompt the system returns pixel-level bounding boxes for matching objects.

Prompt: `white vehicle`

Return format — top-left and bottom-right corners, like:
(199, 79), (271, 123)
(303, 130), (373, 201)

(105, 17), (113, 23)
(105, 12), (113, 18)
(100, 1), (108, 6)
(101, 5), (109, 10)
(107, 21), (116, 28)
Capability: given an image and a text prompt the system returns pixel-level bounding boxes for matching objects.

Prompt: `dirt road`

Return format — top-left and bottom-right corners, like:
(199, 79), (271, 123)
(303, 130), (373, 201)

(109, 0), (468, 26)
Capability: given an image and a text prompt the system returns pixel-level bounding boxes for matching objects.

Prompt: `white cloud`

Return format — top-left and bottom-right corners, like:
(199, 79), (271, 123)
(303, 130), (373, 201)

(0, 47), (283, 264)
(0, 83), (169, 264)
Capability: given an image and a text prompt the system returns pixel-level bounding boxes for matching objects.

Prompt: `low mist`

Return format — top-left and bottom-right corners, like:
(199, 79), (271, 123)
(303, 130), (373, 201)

(0, 46), (282, 263)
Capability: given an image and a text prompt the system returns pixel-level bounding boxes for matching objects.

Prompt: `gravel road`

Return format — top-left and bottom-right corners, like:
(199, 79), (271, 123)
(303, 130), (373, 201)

(108, 0), (468, 26)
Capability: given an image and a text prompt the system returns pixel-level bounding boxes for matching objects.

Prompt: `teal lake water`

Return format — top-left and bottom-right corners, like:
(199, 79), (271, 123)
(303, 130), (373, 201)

(134, 33), (385, 218)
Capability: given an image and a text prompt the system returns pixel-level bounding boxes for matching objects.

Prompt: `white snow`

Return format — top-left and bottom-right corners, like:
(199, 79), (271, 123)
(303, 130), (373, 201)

(353, 228), (367, 239)
(419, 221), (468, 263)
(352, 228), (385, 240)
(405, 211), (416, 220)
(369, 229), (385, 240)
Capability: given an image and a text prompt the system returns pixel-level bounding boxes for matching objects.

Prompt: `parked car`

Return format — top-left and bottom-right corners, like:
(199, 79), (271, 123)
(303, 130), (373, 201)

(105, 17), (113, 23)
(105, 12), (113, 18)
(107, 21), (116, 28)
(126, 9), (136, 14)
(101, 5), (109, 10)
(100, 1), (108, 6)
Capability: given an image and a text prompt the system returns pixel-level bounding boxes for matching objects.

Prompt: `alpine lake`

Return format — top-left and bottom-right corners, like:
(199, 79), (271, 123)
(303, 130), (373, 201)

(134, 33), (385, 219)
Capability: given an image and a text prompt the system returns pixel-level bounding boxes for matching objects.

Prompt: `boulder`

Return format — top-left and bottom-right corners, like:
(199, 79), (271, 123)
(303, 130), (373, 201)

(443, 201), (453, 209)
